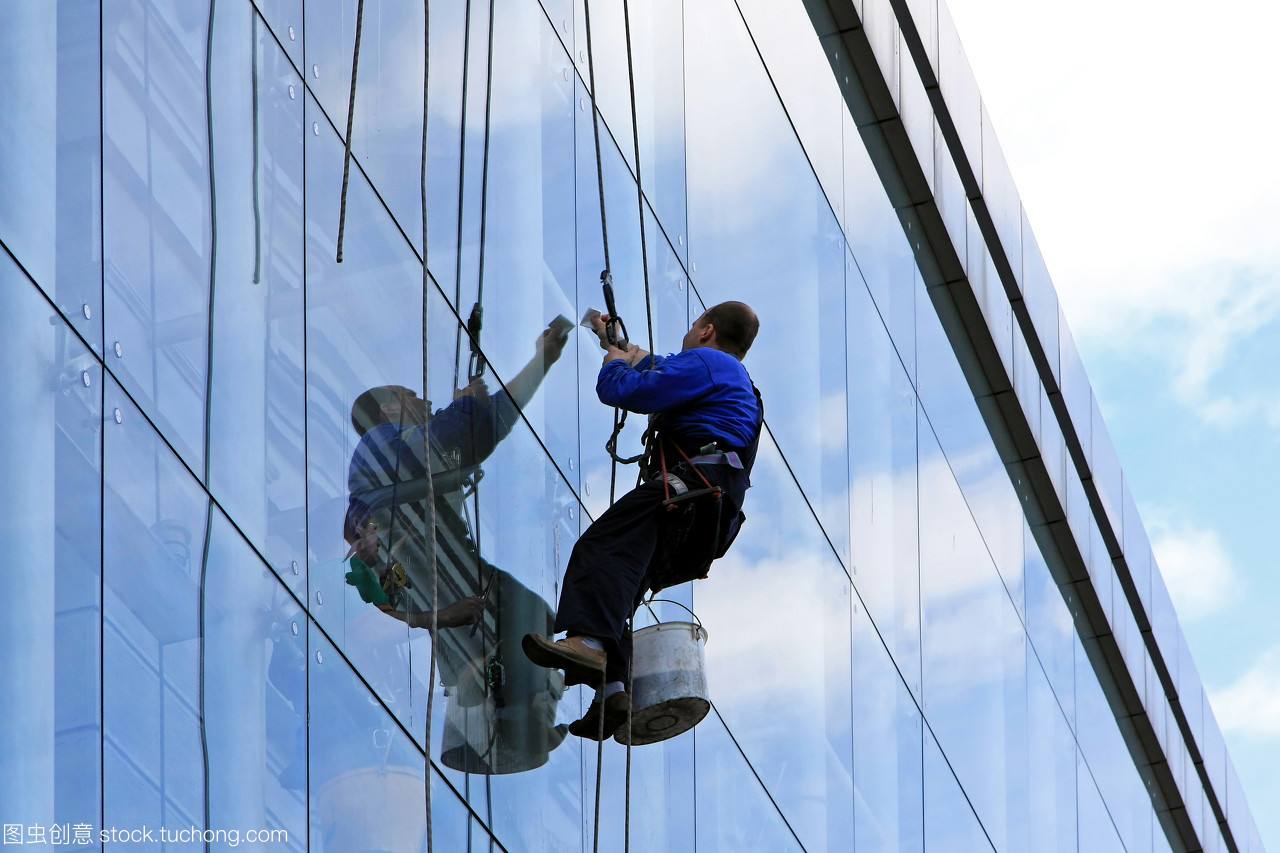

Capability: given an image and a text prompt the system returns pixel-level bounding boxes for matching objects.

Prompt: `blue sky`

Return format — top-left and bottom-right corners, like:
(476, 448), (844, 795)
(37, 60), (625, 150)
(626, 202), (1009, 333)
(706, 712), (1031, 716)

(946, 0), (1280, 842)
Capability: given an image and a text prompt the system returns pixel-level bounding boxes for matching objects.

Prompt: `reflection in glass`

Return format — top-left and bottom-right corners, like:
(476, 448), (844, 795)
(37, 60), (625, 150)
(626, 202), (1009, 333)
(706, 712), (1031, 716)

(848, 275), (920, 697)
(853, 598), (924, 853)
(104, 381), (304, 846)
(919, 421), (1027, 851)
(0, 263), (102, 831)
(924, 732), (992, 852)
(0, 1), (102, 350)
(309, 629), (471, 853)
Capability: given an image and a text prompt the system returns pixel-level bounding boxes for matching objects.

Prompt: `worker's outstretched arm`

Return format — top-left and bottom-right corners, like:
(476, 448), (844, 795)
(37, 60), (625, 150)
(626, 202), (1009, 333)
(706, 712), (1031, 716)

(596, 350), (714, 413)
(504, 323), (569, 410)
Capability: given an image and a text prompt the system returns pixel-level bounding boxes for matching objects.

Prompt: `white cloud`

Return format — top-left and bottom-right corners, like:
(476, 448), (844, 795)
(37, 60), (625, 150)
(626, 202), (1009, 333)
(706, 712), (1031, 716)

(944, 0), (1280, 429)
(1211, 647), (1280, 739)
(1148, 515), (1238, 621)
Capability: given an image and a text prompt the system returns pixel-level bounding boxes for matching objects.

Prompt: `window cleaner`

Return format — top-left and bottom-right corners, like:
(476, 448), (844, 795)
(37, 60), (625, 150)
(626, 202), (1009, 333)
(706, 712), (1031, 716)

(522, 300), (764, 741)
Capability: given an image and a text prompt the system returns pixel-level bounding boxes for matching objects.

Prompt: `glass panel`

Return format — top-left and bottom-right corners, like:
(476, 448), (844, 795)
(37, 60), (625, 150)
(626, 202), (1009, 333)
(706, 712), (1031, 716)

(204, 511), (307, 848)
(1076, 638), (1154, 853)
(576, 78), (663, 514)
(918, 421), (1026, 852)
(103, 379), (210, 837)
(308, 628), (471, 853)
(1025, 523), (1074, 725)
(917, 275), (1023, 606)
(435, 396), (583, 851)
(103, 381), (305, 847)
(695, 712), (805, 852)
(685, 0), (849, 550)
(1078, 754), (1126, 853)
(852, 597), (924, 853)
(255, 0), (302, 67)
(698, 431), (854, 851)
(0, 264), (102, 835)
(844, 109), (917, 380)
(923, 731), (992, 852)
(303, 0), (465, 270)
(735, 0), (845, 212)
(1027, 657), (1076, 853)
(104, 0), (222, 473)
(206, 16), (306, 592)
(0, 1), (102, 351)
(631, 0), (687, 258)
(458, 2), (579, 477)
(848, 276), (920, 697)
(304, 85), (422, 734)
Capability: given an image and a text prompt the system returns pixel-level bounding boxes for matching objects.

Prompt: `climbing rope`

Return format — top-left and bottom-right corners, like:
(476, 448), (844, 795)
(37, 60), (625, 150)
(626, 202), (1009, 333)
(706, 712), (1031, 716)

(450, 0), (475, 390)
(335, 0), (367, 263)
(579, 0), (661, 848)
(419, 1), (439, 850)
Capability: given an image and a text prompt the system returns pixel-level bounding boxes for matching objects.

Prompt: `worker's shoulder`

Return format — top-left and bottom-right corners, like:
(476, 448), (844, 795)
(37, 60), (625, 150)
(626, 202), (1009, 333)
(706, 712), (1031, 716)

(687, 347), (752, 383)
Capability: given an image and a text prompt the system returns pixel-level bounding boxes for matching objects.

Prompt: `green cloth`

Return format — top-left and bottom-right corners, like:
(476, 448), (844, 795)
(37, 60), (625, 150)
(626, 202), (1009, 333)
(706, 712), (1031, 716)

(344, 556), (390, 606)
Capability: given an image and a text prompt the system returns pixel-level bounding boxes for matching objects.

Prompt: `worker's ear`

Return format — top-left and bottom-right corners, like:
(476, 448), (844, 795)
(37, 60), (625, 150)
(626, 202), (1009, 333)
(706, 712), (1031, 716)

(701, 322), (716, 344)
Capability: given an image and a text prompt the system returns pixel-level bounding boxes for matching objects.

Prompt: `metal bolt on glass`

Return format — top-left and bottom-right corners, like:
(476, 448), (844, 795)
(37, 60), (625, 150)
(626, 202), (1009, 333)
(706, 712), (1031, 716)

(112, 408), (122, 424)
(315, 590), (323, 605)
(81, 303), (92, 320)
(311, 64), (319, 79)
(290, 621), (299, 636)
(315, 650), (324, 664)
(312, 122), (319, 136)
(291, 560), (300, 576)
(113, 341), (122, 358)
(569, 457), (575, 470)
(80, 371), (91, 387)
(584, 482), (591, 496)
(288, 84), (296, 100)
(288, 25), (296, 41)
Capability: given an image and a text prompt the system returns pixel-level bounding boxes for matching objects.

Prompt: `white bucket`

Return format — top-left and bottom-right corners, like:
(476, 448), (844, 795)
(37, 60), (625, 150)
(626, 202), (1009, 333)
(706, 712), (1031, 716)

(615, 620), (710, 745)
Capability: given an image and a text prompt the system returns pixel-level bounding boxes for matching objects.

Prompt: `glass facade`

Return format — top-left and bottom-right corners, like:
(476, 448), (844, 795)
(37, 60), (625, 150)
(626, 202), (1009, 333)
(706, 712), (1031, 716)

(0, 1), (1261, 852)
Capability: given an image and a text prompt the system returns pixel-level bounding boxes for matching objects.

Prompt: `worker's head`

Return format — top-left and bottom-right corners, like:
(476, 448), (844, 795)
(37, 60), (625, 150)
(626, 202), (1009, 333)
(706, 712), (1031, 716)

(681, 301), (759, 360)
(351, 385), (427, 436)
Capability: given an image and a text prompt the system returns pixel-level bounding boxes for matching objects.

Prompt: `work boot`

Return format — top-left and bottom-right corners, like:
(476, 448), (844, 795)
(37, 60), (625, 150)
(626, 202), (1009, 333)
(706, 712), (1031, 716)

(568, 691), (631, 741)
(522, 633), (606, 684)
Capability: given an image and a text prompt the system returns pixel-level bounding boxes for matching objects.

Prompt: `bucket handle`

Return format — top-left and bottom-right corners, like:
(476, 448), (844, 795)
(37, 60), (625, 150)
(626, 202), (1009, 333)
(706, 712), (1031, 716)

(641, 597), (704, 631)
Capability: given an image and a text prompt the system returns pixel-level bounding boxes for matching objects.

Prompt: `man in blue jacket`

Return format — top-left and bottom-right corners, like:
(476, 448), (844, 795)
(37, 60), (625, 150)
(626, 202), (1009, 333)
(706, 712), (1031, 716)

(523, 301), (762, 739)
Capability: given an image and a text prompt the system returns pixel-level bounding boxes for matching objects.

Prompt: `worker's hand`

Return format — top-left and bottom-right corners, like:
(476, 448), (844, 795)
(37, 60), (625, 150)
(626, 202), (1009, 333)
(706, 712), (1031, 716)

(535, 324), (569, 365)
(590, 312), (612, 349)
(603, 343), (633, 364)
(454, 376), (488, 400)
(432, 596), (486, 629)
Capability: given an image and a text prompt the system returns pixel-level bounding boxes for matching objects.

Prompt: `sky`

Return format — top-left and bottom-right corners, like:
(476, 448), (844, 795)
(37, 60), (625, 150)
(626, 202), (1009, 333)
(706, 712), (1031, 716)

(943, 0), (1280, 843)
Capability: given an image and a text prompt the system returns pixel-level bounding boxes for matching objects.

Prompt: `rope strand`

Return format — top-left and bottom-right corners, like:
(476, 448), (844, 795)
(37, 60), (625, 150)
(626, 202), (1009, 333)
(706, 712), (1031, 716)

(420, 2), (437, 850)
(335, 0), (367, 263)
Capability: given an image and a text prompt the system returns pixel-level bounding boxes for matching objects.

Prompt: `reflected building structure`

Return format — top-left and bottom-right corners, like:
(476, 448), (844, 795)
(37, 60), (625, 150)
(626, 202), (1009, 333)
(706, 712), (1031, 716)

(0, 0), (1265, 851)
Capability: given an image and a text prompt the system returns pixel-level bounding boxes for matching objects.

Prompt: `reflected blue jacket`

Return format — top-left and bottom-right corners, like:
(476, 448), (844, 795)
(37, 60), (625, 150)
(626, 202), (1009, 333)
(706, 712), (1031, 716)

(596, 347), (760, 450)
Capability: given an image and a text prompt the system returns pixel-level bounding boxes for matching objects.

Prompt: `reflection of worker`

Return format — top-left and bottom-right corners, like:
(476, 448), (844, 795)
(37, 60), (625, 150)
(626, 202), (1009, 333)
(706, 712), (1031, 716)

(523, 302), (763, 740)
(342, 322), (569, 623)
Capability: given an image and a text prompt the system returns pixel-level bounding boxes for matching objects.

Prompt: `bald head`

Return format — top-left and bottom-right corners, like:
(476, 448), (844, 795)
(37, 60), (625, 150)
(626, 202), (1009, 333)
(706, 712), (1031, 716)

(691, 301), (759, 359)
